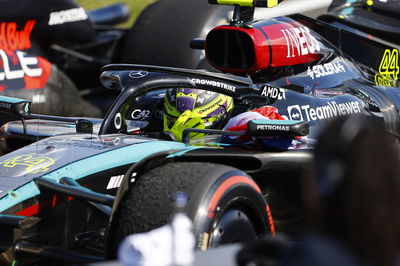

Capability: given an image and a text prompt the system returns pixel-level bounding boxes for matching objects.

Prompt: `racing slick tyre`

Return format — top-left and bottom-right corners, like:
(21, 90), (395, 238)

(121, 0), (229, 69)
(107, 162), (274, 257)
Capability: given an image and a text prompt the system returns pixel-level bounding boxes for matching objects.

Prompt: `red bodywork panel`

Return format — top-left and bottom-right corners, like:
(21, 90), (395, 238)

(206, 19), (323, 74)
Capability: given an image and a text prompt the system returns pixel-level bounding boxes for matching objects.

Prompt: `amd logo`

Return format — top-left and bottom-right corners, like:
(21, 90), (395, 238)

(261, 86), (286, 100)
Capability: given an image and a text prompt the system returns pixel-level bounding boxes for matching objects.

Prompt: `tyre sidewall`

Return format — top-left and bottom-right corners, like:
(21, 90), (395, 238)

(186, 167), (271, 249)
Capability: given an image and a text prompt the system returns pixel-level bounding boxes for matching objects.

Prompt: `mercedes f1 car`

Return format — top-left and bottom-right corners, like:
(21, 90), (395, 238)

(0, 0), (399, 264)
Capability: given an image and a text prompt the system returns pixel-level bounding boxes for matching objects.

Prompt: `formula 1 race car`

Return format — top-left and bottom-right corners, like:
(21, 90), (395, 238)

(0, 0), (399, 265)
(0, 0), (230, 124)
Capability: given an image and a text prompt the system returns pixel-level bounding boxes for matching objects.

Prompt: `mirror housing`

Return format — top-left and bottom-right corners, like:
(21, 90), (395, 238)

(247, 119), (309, 137)
(0, 96), (31, 117)
(182, 119), (308, 143)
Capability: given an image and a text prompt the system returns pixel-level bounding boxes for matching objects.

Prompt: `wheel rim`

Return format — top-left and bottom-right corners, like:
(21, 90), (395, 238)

(210, 208), (257, 247)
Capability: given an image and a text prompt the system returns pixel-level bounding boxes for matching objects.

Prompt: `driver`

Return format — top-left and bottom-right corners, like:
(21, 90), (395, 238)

(124, 87), (300, 150)
(163, 88), (301, 150)
(163, 88), (233, 141)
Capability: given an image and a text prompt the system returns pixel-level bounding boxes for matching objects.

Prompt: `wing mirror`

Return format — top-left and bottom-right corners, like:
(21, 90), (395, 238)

(246, 119), (309, 137)
(182, 119), (308, 143)
(0, 96), (93, 134)
(0, 96), (31, 117)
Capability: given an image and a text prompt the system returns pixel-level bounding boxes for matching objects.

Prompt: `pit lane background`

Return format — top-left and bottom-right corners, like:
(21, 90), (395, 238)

(77, 0), (332, 28)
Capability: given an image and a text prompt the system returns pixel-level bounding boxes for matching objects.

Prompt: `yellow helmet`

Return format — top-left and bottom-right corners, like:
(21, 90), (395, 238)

(164, 88), (233, 141)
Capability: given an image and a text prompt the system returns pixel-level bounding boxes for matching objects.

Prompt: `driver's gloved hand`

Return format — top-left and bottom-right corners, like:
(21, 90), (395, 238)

(166, 110), (205, 141)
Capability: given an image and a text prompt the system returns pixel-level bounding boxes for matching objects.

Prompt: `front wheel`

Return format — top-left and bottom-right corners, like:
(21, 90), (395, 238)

(107, 162), (274, 257)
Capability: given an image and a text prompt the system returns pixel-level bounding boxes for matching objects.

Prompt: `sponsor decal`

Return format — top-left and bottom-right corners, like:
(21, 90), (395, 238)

(375, 49), (398, 87)
(260, 86), (286, 99)
(198, 97), (224, 114)
(32, 94), (46, 104)
(0, 20), (36, 51)
(307, 62), (346, 80)
(114, 113), (122, 129)
(131, 109), (150, 120)
(0, 50), (52, 91)
(256, 124), (289, 131)
(129, 71), (148, 79)
(106, 172), (136, 190)
(106, 175), (124, 190)
(48, 7), (88, 25)
(0, 20), (51, 91)
(0, 50), (42, 81)
(196, 91), (216, 104)
(187, 77), (236, 92)
(0, 102), (11, 109)
(287, 101), (361, 121)
(281, 26), (320, 58)
(0, 154), (55, 174)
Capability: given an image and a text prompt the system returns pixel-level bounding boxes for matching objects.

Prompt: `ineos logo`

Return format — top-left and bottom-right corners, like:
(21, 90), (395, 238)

(129, 71), (148, 79)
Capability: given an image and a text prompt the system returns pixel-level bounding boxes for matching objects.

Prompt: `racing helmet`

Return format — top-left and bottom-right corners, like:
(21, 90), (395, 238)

(164, 88), (234, 141)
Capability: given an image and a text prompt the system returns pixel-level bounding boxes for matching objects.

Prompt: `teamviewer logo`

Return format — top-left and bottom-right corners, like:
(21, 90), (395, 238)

(288, 105), (303, 120)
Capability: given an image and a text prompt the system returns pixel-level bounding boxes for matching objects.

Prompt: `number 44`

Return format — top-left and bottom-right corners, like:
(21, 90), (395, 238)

(379, 49), (399, 81)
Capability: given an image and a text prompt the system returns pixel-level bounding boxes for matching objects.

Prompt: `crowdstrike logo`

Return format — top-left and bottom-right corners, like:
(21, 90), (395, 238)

(48, 7), (88, 25)
(187, 78), (236, 92)
(287, 101), (361, 121)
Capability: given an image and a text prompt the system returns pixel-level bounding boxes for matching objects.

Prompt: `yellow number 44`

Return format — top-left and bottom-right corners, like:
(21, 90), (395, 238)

(379, 49), (399, 81)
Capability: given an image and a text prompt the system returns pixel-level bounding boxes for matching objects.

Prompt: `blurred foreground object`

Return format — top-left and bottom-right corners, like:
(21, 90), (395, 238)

(118, 193), (195, 266)
(282, 114), (400, 266)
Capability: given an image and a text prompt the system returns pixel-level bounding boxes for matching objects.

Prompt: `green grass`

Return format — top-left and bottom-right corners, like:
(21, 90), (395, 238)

(76, 0), (156, 27)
